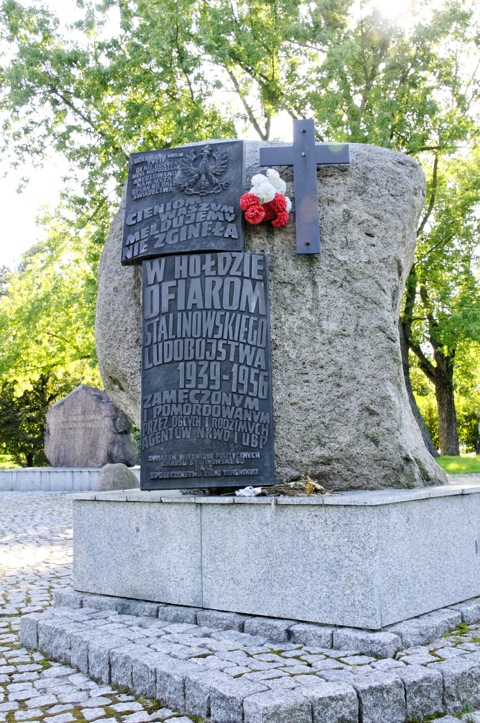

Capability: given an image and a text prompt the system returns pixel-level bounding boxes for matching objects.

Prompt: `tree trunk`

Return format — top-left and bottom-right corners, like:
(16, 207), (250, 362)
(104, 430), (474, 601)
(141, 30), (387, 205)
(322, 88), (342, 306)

(434, 350), (460, 456)
(398, 320), (439, 457)
(26, 452), (34, 467)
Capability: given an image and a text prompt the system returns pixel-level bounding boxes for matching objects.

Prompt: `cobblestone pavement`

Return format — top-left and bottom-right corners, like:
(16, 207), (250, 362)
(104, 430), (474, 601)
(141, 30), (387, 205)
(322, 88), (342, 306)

(0, 492), (202, 722)
(3, 491), (480, 722)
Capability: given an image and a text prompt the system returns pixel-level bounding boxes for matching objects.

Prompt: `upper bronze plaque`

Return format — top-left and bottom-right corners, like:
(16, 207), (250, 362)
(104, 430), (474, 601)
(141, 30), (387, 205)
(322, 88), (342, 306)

(122, 141), (245, 264)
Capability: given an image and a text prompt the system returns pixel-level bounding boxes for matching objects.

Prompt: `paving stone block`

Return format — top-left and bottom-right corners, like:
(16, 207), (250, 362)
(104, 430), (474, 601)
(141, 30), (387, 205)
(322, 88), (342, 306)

(370, 659), (405, 672)
(395, 663), (444, 719)
(333, 628), (401, 658)
(243, 617), (295, 642)
(121, 714), (155, 723)
(154, 657), (199, 710)
(267, 677), (298, 691)
(157, 605), (200, 624)
(351, 672), (406, 723)
(209, 677), (268, 723)
(19, 614), (42, 650)
(297, 679), (359, 723)
(387, 609), (462, 647)
(160, 623), (198, 638)
(245, 669), (288, 683)
(320, 669), (357, 684)
(223, 665), (252, 677)
(132, 652), (160, 699)
(196, 610), (247, 631)
(14, 710), (44, 720)
(217, 649), (251, 666)
(109, 701), (143, 713)
(44, 713), (76, 723)
(0, 703), (19, 712)
(78, 695), (112, 707)
(22, 693), (58, 708)
(81, 593), (121, 612)
(243, 688), (313, 722)
(110, 644), (147, 689)
(190, 655), (229, 672)
(450, 598), (480, 624)
(290, 624), (334, 648)
(69, 630), (89, 674)
(435, 654), (480, 714)
(45, 704), (75, 715)
(37, 618), (79, 663)
(35, 616), (58, 657)
(87, 637), (115, 684)
(245, 659), (284, 672)
(213, 630), (269, 649)
(185, 669), (232, 717)
(464, 713), (480, 723)
(116, 600), (160, 618)
(53, 589), (84, 609)
(339, 654), (376, 666)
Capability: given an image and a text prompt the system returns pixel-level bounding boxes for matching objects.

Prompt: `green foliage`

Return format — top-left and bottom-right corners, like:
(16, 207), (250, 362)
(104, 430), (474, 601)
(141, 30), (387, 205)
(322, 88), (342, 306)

(0, 221), (101, 391)
(411, 341), (480, 453)
(0, 378), (50, 466)
(0, 454), (19, 469)
(0, 220), (101, 463)
(416, 394), (440, 450)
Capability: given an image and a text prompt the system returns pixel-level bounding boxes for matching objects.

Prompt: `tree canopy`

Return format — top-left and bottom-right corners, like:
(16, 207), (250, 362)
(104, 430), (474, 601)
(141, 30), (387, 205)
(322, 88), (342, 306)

(0, 0), (479, 460)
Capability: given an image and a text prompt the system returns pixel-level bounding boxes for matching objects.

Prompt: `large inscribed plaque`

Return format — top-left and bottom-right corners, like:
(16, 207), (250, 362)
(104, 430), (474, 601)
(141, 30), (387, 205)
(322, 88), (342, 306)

(141, 252), (275, 490)
(122, 141), (245, 264)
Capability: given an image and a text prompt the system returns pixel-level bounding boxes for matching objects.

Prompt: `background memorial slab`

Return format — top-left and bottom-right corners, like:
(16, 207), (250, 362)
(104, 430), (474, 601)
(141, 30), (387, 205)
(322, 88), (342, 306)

(44, 384), (137, 468)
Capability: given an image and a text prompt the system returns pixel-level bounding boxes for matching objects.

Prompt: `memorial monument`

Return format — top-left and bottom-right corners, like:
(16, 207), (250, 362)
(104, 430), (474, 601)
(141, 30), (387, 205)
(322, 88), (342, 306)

(44, 122), (480, 632)
(96, 123), (447, 491)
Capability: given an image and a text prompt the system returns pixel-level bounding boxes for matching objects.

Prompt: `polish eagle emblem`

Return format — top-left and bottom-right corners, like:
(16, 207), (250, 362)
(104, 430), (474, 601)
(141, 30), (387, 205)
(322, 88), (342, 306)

(175, 144), (229, 195)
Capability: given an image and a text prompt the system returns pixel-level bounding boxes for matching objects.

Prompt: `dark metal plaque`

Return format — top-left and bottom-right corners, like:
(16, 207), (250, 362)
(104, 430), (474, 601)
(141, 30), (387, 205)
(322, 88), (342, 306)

(260, 119), (349, 255)
(140, 252), (275, 490)
(122, 141), (245, 264)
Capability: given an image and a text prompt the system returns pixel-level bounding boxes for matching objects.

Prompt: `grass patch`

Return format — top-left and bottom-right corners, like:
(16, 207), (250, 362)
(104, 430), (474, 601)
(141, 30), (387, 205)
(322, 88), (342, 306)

(436, 456), (480, 474)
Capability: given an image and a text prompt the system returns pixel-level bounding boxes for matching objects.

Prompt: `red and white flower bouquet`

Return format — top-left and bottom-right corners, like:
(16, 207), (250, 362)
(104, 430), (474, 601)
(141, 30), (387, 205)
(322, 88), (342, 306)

(240, 169), (291, 228)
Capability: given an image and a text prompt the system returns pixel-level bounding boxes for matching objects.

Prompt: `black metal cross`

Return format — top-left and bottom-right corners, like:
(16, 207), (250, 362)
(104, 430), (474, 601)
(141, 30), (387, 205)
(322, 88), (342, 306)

(259, 119), (349, 254)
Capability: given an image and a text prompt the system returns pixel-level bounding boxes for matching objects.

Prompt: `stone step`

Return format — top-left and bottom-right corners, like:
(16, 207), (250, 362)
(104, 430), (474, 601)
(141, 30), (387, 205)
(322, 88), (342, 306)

(19, 590), (480, 722)
(54, 587), (480, 655)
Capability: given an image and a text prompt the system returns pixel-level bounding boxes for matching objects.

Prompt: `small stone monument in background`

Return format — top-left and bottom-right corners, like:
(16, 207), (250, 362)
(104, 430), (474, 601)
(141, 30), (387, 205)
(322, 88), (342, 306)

(44, 384), (137, 468)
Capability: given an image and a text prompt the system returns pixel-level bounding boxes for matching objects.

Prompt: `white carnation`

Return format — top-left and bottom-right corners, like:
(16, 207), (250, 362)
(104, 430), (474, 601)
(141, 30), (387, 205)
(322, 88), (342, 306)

(251, 181), (276, 203)
(285, 196), (292, 212)
(251, 173), (268, 187)
(266, 168), (286, 194)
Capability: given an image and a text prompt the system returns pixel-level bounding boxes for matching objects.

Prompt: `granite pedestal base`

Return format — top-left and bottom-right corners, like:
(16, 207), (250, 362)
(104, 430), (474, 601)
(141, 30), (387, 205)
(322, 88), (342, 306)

(72, 482), (480, 630)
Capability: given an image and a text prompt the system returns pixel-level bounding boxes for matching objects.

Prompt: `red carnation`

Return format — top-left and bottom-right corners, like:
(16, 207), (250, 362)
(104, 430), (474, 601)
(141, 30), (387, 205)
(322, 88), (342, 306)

(245, 203), (266, 224)
(240, 193), (259, 211)
(272, 211), (289, 228)
(262, 200), (276, 222)
(271, 193), (287, 213)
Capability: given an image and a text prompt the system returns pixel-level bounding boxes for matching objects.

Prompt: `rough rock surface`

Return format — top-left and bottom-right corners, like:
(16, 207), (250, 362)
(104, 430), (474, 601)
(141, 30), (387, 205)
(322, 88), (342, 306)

(98, 463), (139, 490)
(44, 384), (137, 468)
(95, 142), (447, 490)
